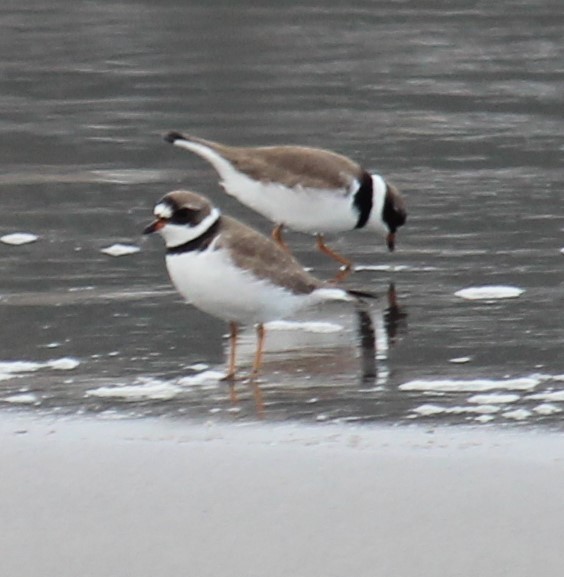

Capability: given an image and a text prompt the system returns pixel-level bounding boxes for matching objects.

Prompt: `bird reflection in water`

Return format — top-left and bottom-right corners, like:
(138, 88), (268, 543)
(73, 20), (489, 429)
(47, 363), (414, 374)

(225, 283), (407, 413)
(356, 283), (408, 387)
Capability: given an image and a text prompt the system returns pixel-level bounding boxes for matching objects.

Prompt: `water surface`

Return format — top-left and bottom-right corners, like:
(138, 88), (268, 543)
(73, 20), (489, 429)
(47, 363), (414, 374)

(1, 0), (562, 426)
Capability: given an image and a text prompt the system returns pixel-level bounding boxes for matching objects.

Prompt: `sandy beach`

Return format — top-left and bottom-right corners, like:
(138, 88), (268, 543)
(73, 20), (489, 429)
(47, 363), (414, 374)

(2, 413), (564, 577)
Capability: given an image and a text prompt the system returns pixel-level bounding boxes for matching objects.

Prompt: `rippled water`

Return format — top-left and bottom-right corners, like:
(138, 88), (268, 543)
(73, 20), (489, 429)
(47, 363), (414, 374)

(1, 0), (562, 426)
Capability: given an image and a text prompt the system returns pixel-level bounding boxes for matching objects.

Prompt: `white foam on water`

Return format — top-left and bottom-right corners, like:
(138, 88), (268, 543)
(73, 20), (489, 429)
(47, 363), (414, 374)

(400, 376), (540, 393)
(455, 285), (525, 300)
(265, 320), (343, 334)
(101, 243), (141, 257)
(86, 378), (182, 401)
(0, 232), (39, 245)
(467, 393), (521, 405)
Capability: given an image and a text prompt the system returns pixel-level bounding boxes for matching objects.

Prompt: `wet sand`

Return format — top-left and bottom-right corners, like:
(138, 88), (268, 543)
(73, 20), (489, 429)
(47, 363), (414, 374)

(2, 413), (564, 577)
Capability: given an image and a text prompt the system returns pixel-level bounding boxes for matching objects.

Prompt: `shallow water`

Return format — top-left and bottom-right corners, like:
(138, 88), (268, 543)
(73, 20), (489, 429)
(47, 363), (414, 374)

(1, 0), (562, 427)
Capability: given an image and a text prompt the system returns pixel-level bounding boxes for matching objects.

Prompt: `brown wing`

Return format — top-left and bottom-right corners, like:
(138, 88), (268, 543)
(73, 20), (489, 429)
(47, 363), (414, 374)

(217, 216), (320, 295)
(180, 134), (363, 190)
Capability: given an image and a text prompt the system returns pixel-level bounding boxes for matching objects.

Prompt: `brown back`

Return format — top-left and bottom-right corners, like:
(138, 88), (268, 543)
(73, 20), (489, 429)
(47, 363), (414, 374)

(217, 216), (321, 295)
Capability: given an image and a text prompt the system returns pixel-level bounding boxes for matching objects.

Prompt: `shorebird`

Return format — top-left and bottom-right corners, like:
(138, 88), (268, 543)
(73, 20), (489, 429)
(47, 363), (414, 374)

(164, 131), (406, 280)
(144, 189), (368, 410)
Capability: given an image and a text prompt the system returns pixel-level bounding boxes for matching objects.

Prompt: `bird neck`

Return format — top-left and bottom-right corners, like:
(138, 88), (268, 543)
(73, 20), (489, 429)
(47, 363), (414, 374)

(166, 212), (222, 255)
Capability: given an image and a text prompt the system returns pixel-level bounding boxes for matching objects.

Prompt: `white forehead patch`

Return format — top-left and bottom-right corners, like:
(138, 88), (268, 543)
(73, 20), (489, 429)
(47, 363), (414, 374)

(154, 202), (173, 219)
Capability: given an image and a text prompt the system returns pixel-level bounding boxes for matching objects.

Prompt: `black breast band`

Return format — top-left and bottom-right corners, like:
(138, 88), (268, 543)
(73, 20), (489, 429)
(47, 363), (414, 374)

(353, 172), (373, 229)
(166, 217), (222, 255)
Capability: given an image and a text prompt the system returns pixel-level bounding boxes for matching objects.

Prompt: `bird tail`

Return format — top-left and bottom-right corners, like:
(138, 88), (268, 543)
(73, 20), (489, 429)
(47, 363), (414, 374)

(347, 288), (379, 302)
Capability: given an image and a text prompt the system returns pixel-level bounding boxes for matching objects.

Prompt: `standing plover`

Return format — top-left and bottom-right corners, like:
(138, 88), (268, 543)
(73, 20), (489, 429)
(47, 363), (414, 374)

(164, 131), (406, 279)
(144, 190), (366, 408)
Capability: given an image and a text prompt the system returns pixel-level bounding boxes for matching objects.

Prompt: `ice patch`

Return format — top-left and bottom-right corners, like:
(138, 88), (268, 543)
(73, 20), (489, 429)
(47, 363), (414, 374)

(400, 377), (540, 393)
(529, 390), (564, 402)
(0, 358), (79, 378)
(456, 405), (500, 415)
(502, 408), (532, 421)
(101, 243), (141, 257)
(47, 357), (80, 371)
(86, 378), (182, 401)
(455, 286), (524, 300)
(355, 264), (410, 272)
(177, 370), (225, 387)
(412, 404), (446, 416)
(412, 403), (501, 417)
(533, 403), (562, 415)
(187, 363), (209, 372)
(449, 356), (472, 364)
(265, 320), (343, 334)
(3, 393), (39, 405)
(0, 361), (44, 374)
(0, 232), (38, 246)
(467, 393), (520, 405)
(475, 414), (495, 423)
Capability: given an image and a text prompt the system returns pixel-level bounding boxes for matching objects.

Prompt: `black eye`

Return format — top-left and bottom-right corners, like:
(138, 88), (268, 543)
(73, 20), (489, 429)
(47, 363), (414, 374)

(171, 207), (196, 225)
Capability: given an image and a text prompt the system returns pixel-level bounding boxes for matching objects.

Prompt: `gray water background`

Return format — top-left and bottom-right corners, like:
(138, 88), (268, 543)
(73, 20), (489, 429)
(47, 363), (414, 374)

(0, 0), (562, 426)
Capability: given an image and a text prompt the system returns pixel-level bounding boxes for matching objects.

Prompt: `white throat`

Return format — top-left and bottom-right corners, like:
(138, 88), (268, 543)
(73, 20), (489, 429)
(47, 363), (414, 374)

(366, 174), (388, 234)
(160, 207), (221, 248)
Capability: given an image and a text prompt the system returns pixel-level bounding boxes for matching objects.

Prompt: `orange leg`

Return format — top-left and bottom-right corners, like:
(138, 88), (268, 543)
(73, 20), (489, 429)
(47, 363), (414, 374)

(316, 234), (354, 282)
(250, 323), (266, 416)
(272, 223), (290, 252)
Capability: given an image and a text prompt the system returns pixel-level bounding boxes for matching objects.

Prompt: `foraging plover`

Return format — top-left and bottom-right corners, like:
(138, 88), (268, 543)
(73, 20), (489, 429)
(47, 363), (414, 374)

(144, 190), (366, 407)
(164, 131), (406, 279)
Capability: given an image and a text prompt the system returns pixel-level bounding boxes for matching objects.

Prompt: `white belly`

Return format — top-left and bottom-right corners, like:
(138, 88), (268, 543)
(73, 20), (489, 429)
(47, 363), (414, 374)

(180, 140), (359, 234)
(165, 248), (310, 324)
(217, 166), (357, 233)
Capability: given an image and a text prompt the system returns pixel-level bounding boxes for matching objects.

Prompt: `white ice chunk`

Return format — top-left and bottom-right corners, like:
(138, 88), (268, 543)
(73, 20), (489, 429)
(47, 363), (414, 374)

(475, 415), (495, 423)
(455, 286), (524, 300)
(0, 361), (44, 374)
(86, 379), (182, 401)
(533, 403), (562, 415)
(187, 363), (209, 372)
(0, 233), (38, 245)
(101, 243), (141, 257)
(400, 377), (540, 393)
(502, 408), (532, 421)
(412, 403), (501, 417)
(412, 404), (447, 416)
(265, 320), (343, 334)
(467, 393), (520, 404)
(449, 357), (472, 364)
(48, 357), (80, 371)
(3, 393), (39, 404)
(529, 390), (564, 402)
(177, 370), (225, 387)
